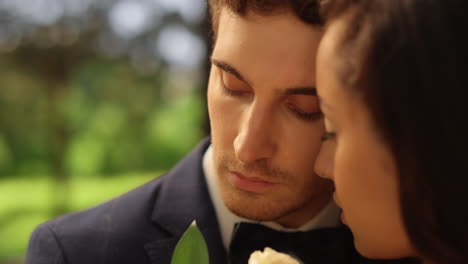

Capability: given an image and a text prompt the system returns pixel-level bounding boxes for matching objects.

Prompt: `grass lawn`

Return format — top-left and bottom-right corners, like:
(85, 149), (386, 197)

(0, 172), (160, 262)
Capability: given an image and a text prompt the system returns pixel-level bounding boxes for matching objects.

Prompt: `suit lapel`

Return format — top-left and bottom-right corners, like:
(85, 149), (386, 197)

(144, 138), (227, 263)
(144, 237), (180, 264)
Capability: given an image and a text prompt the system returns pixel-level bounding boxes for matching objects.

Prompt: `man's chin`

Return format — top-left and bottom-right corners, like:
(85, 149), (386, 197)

(221, 193), (286, 221)
(227, 204), (280, 222)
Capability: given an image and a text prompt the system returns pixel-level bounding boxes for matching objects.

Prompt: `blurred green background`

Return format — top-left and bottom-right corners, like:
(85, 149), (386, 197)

(0, 0), (211, 262)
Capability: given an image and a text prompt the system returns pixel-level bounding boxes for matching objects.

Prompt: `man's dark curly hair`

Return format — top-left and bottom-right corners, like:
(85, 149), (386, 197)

(208, 0), (324, 39)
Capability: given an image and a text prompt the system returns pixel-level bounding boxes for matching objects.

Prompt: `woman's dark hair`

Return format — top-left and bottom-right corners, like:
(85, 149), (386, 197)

(321, 0), (468, 263)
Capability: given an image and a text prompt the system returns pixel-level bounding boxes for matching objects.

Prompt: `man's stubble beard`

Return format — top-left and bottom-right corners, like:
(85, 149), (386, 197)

(219, 181), (319, 222)
(213, 147), (321, 222)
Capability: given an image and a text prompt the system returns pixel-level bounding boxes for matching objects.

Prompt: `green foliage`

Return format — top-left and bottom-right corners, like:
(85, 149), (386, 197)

(0, 173), (157, 260)
(0, 136), (12, 171)
(0, 3), (210, 262)
(0, 56), (49, 177)
(0, 54), (206, 178)
(0, 29), (208, 262)
(171, 222), (209, 264)
(146, 94), (205, 170)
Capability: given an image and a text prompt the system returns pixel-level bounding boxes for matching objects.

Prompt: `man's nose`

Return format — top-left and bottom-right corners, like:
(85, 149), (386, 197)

(314, 140), (335, 180)
(233, 104), (277, 164)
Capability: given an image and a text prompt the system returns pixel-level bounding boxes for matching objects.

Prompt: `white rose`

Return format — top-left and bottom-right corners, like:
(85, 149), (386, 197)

(248, 247), (302, 264)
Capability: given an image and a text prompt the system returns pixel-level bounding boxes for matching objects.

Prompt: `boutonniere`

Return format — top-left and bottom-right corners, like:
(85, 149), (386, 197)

(171, 220), (209, 264)
(248, 247), (302, 264)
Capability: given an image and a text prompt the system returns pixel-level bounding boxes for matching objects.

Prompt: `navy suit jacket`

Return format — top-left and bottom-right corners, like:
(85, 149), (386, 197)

(26, 138), (416, 264)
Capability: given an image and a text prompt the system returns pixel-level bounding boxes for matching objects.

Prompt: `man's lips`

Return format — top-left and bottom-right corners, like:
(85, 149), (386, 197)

(228, 171), (278, 193)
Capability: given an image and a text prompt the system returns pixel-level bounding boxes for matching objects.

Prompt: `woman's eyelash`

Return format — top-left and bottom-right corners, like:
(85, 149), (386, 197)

(321, 131), (336, 141)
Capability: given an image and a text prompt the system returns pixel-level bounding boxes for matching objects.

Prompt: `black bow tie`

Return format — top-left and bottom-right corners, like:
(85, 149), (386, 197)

(228, 222), (359, 264)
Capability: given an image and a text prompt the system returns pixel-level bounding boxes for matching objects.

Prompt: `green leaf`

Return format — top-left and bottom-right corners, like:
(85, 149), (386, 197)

(171, 220), (209, 264)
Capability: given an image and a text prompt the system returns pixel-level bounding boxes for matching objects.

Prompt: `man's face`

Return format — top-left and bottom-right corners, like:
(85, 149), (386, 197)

(207, 8), (333, 227)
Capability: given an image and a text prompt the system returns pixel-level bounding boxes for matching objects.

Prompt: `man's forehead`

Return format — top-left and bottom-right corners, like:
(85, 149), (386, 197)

(212, 9), (322, 89)
(214, 7), (323, 59)
(216, 7), (319, 40)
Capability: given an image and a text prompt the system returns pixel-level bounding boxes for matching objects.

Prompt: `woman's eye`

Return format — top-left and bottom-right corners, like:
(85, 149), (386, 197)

(321, 131), (336, 141)
(322, 118), (337, 141)
(285, 95), (322, 121)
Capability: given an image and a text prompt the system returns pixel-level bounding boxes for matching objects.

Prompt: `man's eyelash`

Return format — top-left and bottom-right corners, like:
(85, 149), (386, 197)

(294, 110), (323, 121)
(288, 104), (322, 121)
(222, 85), (246, 96)
(223, 84), (322, 121)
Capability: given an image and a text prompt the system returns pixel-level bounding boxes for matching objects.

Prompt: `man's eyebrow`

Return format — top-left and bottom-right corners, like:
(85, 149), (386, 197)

(210, 58), (250, 85)
(285, 87), (317, 96)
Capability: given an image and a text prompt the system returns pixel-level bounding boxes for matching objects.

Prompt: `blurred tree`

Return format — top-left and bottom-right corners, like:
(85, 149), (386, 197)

(0, 0), (210, 215)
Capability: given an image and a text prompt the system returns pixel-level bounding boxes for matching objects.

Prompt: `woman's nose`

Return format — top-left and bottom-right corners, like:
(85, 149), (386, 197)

(314, 139), (336, 180)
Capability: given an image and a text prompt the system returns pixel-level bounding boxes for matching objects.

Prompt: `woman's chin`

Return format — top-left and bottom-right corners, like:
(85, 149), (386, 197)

(353, 236), (415, 260)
